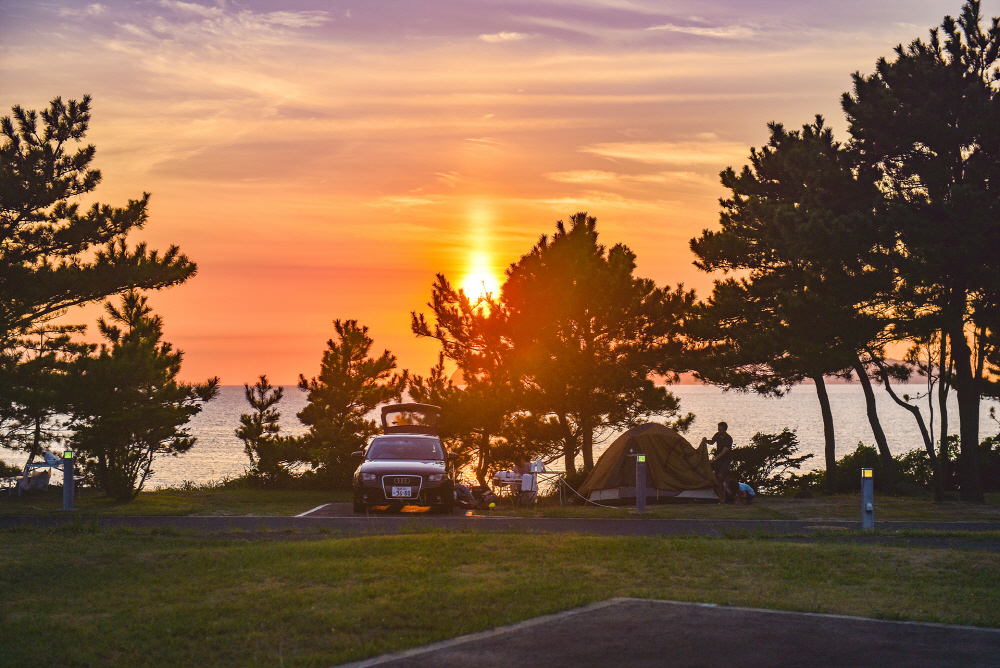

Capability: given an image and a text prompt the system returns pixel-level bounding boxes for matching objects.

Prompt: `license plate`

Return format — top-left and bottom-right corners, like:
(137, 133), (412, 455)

(391, 486), (412, 498)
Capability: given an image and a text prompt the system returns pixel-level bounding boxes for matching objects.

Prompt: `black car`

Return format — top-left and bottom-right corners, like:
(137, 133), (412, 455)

(352, 404), (454, 513)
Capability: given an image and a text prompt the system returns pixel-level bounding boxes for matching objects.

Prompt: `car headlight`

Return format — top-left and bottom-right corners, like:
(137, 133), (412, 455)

(361, 473), (376, 482)
(428, 473), (446, 482)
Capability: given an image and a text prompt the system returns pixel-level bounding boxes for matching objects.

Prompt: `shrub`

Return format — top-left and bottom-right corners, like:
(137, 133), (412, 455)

(0, 459), (22, 477)
(730, 429), (813, 494)
(793, 435), (999, 495)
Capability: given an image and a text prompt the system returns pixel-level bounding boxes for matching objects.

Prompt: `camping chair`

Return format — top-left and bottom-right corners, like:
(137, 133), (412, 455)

(518, 472), (538, 505)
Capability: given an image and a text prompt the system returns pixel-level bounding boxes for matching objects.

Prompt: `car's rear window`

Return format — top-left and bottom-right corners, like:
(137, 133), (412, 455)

(367, 437), (444, 460)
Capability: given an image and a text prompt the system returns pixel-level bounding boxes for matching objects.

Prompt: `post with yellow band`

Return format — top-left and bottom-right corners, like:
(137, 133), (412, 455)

(62, 451), (74, 511)
(861, 468), (874, 531)
(636, 454), (646, 513)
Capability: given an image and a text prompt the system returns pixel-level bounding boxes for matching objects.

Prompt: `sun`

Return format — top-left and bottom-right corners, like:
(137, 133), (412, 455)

(460, 254), (501, 301)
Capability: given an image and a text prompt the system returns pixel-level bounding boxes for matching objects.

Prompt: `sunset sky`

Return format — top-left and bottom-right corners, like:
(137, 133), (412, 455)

(1, 0), (981, 385)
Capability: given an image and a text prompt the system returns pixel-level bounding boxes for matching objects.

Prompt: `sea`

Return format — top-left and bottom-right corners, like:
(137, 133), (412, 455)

(3, 384), (998, 489)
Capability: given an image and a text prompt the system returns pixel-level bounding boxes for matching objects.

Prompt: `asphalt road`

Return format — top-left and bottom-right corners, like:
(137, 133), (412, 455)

(335, 598), (1000, 668)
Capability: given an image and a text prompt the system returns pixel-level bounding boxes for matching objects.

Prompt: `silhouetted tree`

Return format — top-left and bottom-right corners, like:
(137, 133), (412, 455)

(504, 213), (694, 476)
(842, 0), (1000, 501)
(1, 95), (198, 489)
(0, 95), (195, 346)
(689, 119), (896, 491)
(412, 278), (516, 486)
(236, 375), (301, 487)
(69, 292), (219, 500)
(297, 319), (405, 489)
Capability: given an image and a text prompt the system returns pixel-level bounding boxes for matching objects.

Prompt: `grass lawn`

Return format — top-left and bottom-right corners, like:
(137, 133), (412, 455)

(1, 527), (998, 668)
(3, 485), (999, 521)
(507, 492), (1000, 521)
(0, 486), (350, 516)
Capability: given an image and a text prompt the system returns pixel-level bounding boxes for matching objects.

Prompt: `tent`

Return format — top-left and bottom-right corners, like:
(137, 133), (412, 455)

(577, 423), (723, 504)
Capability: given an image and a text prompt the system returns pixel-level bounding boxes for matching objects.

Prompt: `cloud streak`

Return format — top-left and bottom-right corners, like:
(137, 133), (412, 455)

(646, 22), (754, 39)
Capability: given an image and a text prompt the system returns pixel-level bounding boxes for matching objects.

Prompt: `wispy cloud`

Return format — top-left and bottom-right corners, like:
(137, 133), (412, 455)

(581, 140), (748, 166)
(478, 31), (527, 42)
(59, 3), (108, 18)
(545, 170), (621, 184)
(545, 169), (714, 185)
(646, 23), (754, 39)
(144, 6), (332, 42)
(158, 1), (223, 19)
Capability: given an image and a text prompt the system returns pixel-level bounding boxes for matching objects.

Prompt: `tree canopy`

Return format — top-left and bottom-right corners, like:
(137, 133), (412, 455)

(689, 118), (896, 490)
(0, 95), (196, 344)
(297, 319), (406, 489)
(504, 213), (693, 475)
(842, 0), (1000, 501)
(69, 292), (218, 500)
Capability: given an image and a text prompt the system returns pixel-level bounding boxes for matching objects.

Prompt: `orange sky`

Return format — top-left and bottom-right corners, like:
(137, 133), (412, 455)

(1, 0), (978, 385)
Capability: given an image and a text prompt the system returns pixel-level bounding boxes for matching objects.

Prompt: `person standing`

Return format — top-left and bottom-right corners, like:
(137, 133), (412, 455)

(707, 422), (734, 495)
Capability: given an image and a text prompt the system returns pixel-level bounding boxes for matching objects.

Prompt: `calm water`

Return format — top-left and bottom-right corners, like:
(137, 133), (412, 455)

(3, 384), (998, 489)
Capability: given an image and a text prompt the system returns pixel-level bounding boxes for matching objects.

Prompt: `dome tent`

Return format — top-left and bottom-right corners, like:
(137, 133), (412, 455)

(577, 423), (723, 504)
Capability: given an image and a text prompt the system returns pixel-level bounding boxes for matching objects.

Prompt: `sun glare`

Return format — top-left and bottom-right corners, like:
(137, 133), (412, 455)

(461, 254), (501, 301)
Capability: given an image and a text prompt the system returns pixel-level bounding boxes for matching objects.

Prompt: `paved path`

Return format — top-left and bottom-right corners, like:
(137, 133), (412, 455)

(335, 598), (1000, 668)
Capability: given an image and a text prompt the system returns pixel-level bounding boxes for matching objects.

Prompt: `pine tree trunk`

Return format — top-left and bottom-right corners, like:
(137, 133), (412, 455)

(558, 413), (576, 476)
(581, 417), (594, 471)
(813, 375), (837, 493)
(475, 429), (491, 487)
(934, 330), (950, 502)
(949, 319), (983, 503)
(853, 357), (895, 485)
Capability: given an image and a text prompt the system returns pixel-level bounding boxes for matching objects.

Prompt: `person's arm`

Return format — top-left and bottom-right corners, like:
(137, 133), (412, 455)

(707, 432), (720, 460)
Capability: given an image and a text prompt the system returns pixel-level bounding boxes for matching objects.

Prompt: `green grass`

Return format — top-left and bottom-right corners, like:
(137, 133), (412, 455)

(0, 486), (350, 516)
(497, 491), (1000, 521)
(1, 527), (997, 667)
(3, 486), (998, 522)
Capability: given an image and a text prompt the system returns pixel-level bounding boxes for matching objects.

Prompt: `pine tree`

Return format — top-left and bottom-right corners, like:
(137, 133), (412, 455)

(689, 118), (895, 491)
(503, 213), (694, 476)
(411, 276), (518, 486)
(236, 375), (300, 487)
(842, 0), (1000, 501)
(0, 95), (195, 345)
(297, 320), (405, 489)
(69, 291), (218, 500)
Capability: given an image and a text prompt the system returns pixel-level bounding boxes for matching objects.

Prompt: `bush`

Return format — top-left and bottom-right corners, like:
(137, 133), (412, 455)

(0, 459), (22, 477)
(981, 435), (1000, 492)
(793, 435), (999, 495)
(730, 429), (813, 494)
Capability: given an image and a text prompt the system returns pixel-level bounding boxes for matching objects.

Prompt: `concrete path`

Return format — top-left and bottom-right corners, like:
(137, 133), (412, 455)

(336, 598), (1000, 668)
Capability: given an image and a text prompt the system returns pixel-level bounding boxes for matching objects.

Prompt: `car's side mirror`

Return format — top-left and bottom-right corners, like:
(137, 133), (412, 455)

(351, 451), (364, 460)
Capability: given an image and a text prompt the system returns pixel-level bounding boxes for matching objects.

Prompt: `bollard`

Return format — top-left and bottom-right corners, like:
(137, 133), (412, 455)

(63, 450), (75, 511)
(861, 468), (874, 531)
(636, 454), (646, 513)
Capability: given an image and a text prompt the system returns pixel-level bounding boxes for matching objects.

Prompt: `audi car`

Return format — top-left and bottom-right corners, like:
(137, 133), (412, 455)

(352, 403), (454, 513)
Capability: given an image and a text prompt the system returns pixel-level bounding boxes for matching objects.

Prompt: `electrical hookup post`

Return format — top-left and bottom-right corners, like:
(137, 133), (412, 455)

(861, 468), (874, 531)
(62, 450), (75, 511)
(636, 454), (646, 513)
